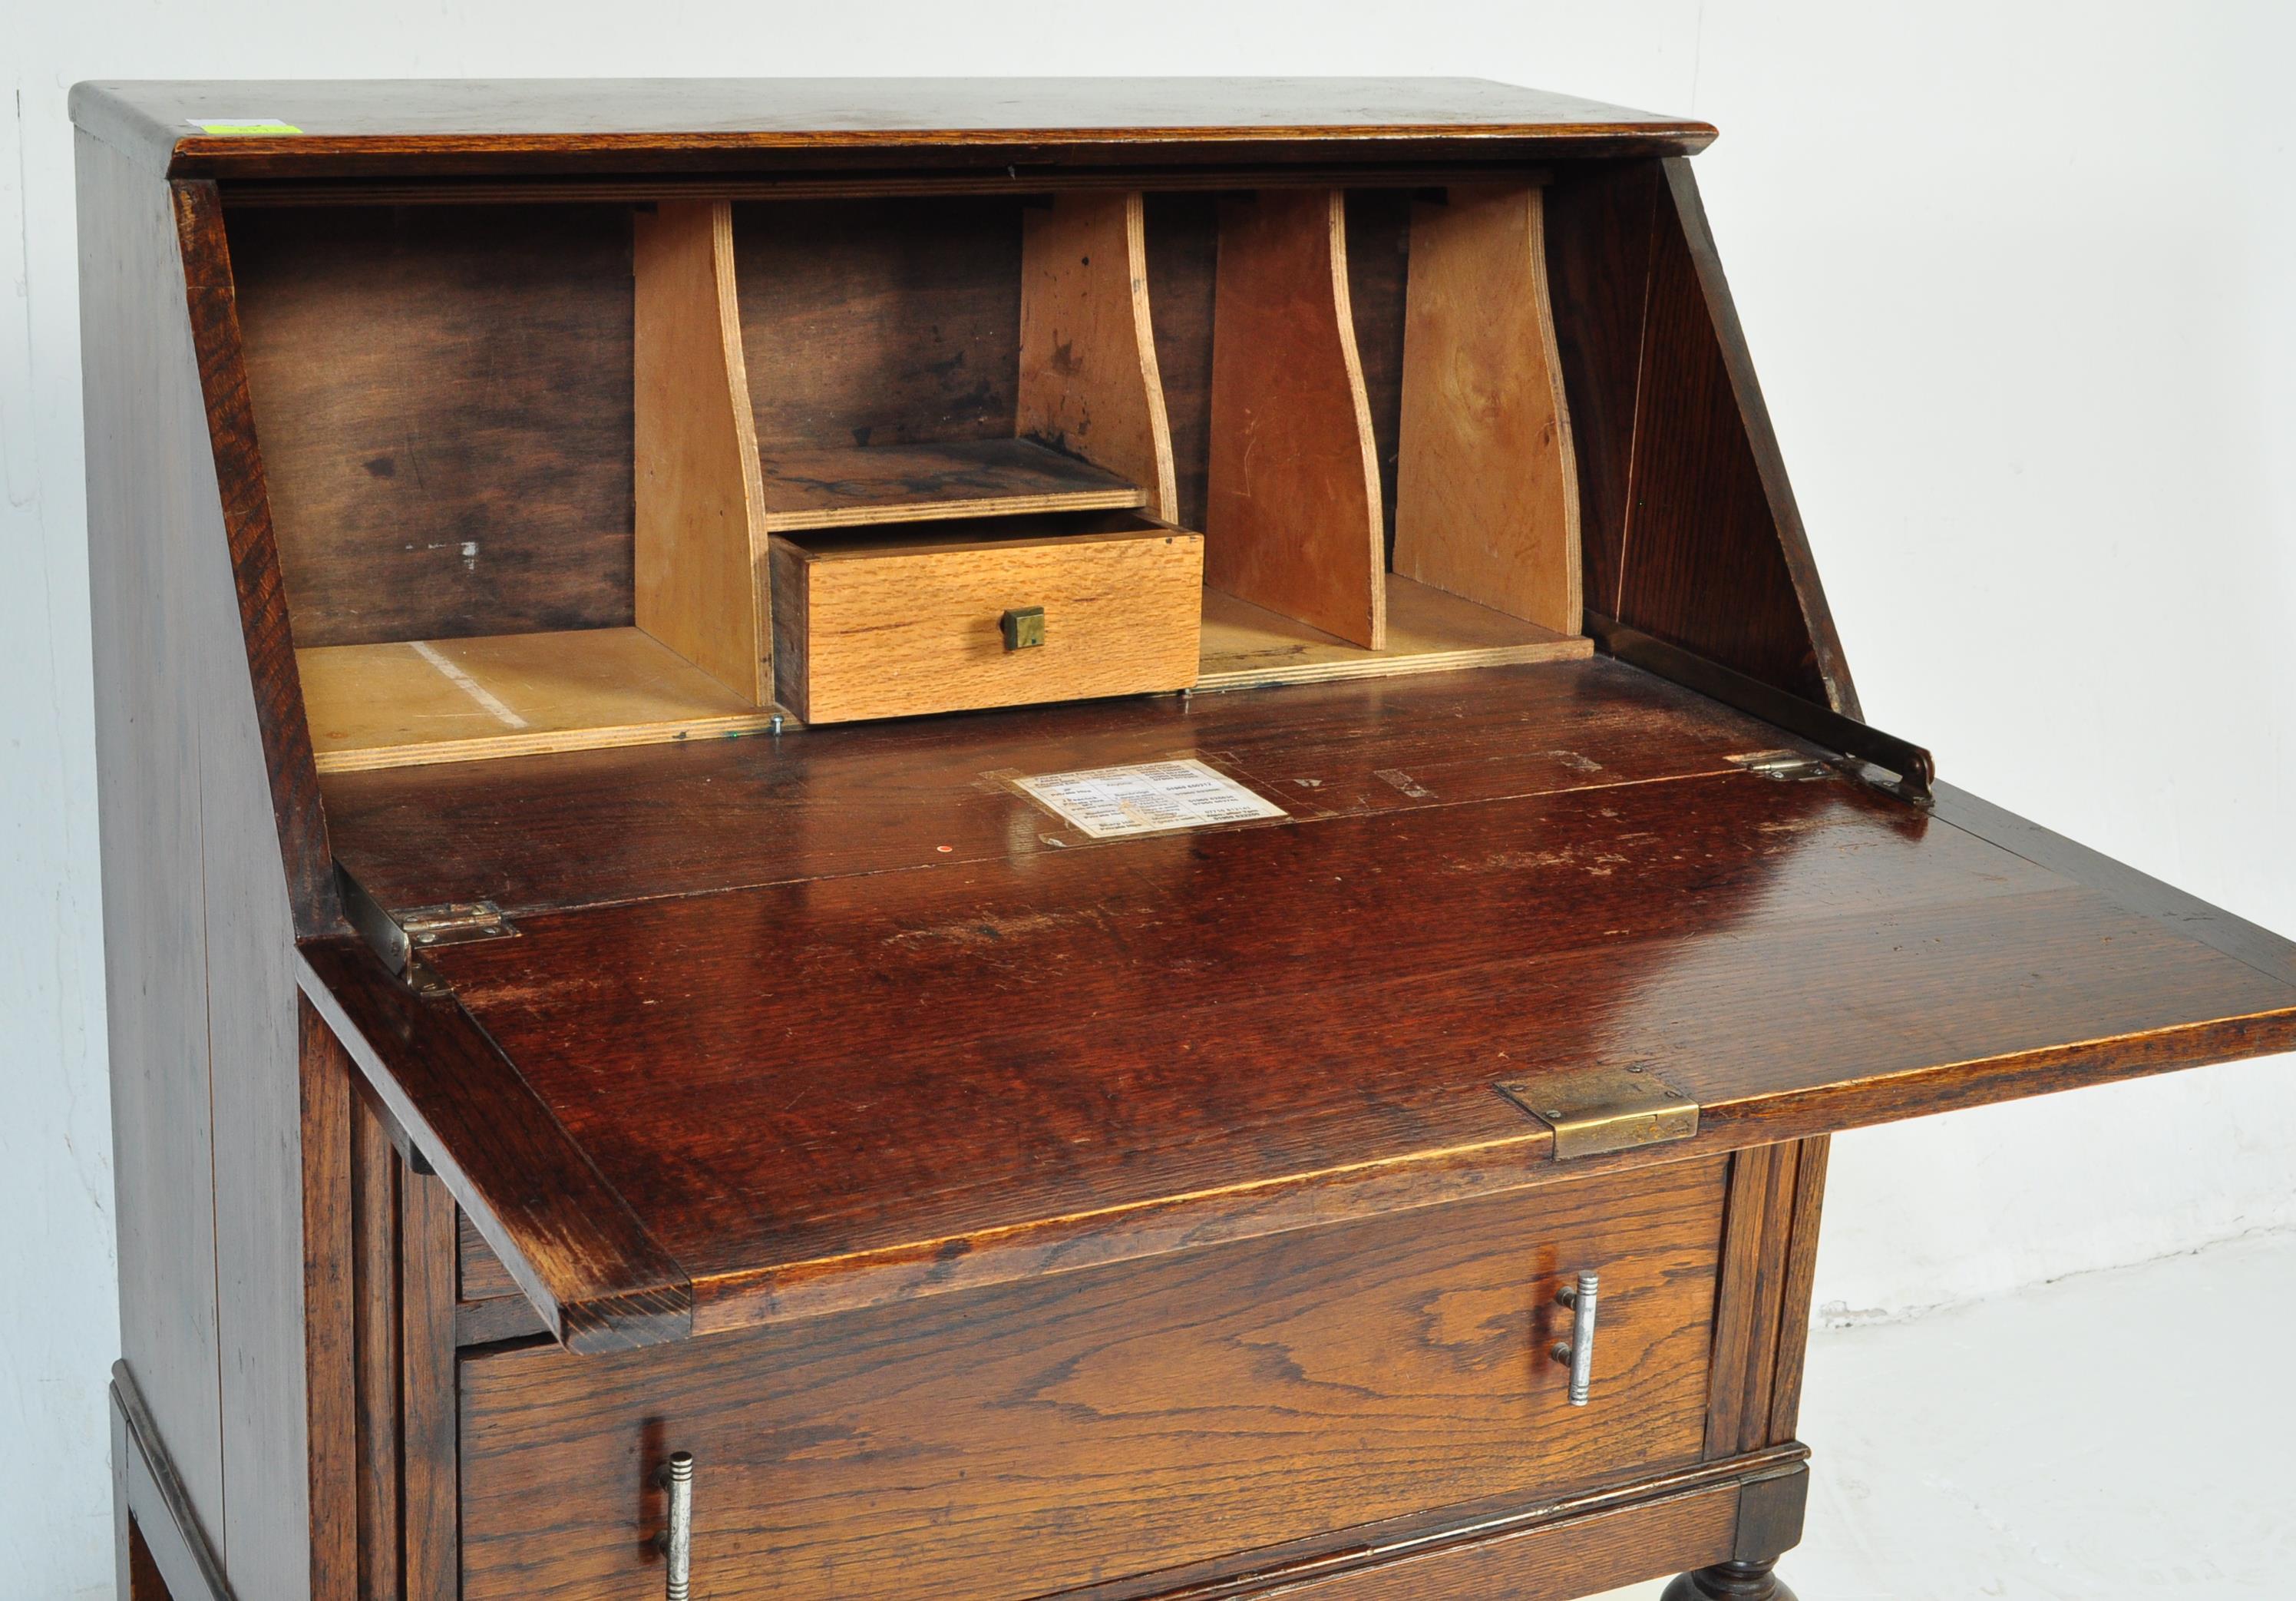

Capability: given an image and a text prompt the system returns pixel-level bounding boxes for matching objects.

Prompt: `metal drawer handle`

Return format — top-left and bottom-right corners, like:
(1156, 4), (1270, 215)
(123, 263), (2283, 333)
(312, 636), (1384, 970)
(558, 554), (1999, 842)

(659, 1451), (694, 1601)
(1549, 1269), (1600, 1406)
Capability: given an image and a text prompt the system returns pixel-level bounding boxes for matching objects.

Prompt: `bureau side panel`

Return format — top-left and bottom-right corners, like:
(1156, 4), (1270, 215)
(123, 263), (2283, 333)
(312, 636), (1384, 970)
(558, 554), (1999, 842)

(175, 176), (345, 1601)
(81, 127), (348, 1599)
(1546, 157), (1858, 717)
(78, 126), (227, 1551)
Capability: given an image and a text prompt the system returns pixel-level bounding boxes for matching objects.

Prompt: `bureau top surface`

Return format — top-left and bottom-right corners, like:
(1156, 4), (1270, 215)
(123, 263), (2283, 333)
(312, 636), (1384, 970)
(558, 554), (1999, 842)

(307, 661), (2296, 1351)
(69, 77), (1716, 180)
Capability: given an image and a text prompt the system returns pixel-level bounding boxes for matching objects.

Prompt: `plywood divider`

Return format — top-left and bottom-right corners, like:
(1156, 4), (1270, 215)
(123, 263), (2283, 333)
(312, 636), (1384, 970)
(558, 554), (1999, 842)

(1204, 190), (1386, 649)
(634, 199), (773, 703)
(1393, 184), (1582, 635)
(1019, 191), (1180, 521)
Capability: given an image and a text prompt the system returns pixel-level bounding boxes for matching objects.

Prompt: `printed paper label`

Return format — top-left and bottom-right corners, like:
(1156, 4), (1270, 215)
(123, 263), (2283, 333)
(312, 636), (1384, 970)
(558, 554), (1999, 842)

(1014, 759), (1286, 839)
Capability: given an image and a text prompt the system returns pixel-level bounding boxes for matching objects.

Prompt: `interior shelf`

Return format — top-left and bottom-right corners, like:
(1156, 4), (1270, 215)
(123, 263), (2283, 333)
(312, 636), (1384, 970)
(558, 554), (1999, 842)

(1198, 575), (1591, 690)
(301, 627), (782, 773)
(757, 438), (1147, 533)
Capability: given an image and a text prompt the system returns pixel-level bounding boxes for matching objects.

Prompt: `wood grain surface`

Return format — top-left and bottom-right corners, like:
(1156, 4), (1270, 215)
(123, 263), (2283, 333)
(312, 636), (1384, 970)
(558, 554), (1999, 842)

(734, 195), (1021, 452)
(770, 522), (1201, 722)
(458, 1166), (1723, 1601)
(1018, 190), (1181, 520)
(71, 78), (1718, 181)
(300, 627), (784, 772)
(1143, 193), (1221, 531)
(81, 131), (227, 1548)
(1597, 161), (1835, 707)
(297, 938), (693, 1353)
(399, 1172), (460, 1601)
(1544, 160), (1659, 633)
(1543, 159), (1858, 716)
(1205, 189), (1386, 647)
(89, 145), (339, 1599)
(349, 1093), (398, 1601)
(296, 1002), (356, 1601)
(1198, 574), (1590, 690)
(230, 203), (637, 647)
(1393, 183), (1581, 632)
(1250, 1482), (1739, 1601)
(1343, 187), (1413, 561)
(758, 437), (1145, 530)
(321, 659), (1788, 917)
(633, 199), (772, 702)
(297, 657), (2296, 1338)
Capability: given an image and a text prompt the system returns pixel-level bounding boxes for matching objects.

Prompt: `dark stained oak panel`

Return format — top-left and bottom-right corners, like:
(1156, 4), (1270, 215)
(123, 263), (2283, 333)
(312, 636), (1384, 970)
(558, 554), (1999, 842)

(322, 658), (1792, 918)
(71, 78), (1719, 182)
(297, 938), (692, 1354)
(732, 196), (1022, 452)
(1143, 193), (1221, 533)
(230, 203), (637, 646)
(1344, 187), (1413, 559)
(1545, 159), (1660, 625)
(392, 681), (2296, 1335)
(84, 70), (2296, 1601)
(1611, 173), (1822, 703)
(458, 1212), (524, 1304)
(459, 1165), (1724, 1601)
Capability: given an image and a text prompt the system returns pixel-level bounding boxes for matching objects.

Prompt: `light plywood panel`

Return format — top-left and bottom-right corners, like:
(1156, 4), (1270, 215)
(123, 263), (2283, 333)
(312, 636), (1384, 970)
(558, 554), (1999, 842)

(773, 528), (1201, 723)
(758, 438), (1144, 531)
(1019, 190), (1180, 521)
(634, 200), (773, 703)
(302, 628), (782, 772)
(1394, 184), (1581, 633)
(1204, 190), (1386, 649)
(1199, 574), (1589, 691)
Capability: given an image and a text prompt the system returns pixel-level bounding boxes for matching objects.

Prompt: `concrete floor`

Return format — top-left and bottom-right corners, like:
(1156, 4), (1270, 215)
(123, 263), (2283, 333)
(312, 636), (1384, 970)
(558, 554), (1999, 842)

(1593, 1229), (2296, 1599)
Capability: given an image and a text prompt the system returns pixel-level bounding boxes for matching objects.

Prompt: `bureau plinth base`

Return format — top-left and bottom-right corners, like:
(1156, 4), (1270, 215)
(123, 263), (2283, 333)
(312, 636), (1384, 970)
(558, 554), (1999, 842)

(1662, 1559), (1797, 1600)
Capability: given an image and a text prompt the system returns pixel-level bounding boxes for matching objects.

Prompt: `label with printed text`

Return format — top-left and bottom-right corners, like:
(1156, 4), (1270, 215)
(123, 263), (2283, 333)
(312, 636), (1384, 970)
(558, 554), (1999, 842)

(1014, 759), (1286, 839)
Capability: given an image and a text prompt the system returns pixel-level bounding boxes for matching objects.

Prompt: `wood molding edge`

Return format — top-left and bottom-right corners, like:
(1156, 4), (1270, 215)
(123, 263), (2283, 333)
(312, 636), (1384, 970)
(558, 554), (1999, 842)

(113, 1363), (238, 1601)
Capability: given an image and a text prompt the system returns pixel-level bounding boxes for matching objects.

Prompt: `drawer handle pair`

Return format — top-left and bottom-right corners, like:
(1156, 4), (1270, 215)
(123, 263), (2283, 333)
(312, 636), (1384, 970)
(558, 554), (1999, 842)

(659, 1451), (695, 1600)
(1549, 1269), (1600, 1406)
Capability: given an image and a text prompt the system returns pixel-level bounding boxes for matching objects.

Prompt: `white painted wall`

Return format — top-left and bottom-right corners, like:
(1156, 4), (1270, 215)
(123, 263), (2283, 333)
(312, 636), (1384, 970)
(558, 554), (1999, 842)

(4, 5), (2290, 1596)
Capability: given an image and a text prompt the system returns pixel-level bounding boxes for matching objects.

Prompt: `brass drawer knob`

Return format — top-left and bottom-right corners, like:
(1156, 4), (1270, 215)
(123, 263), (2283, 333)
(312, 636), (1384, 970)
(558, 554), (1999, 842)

(659, 1450), (694, 1600)
(1549, 1269), (1600, 1406)
(1001, 606), (1046, 650)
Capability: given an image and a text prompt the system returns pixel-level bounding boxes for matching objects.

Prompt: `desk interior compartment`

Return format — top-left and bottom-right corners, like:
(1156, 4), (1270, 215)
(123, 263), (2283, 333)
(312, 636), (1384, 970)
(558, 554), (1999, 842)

(233, 200), (792, 772)
(1145, 185), (1592, 689)
(236, 178), (1599, 769)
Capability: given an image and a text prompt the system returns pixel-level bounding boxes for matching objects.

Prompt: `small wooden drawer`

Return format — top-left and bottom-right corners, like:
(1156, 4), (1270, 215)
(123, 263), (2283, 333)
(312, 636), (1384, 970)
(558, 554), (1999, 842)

(768, 517), (1203, 723)
(458, 1160), (1726, 1601)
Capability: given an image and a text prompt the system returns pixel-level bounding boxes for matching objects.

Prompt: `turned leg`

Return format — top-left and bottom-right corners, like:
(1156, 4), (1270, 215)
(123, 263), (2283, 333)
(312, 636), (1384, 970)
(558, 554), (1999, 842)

(1660, 1558), (1798, 1599)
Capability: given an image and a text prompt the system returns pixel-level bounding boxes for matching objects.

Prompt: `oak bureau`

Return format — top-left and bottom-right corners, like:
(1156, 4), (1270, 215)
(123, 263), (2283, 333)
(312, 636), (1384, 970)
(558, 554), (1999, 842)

(77, 77), (2296, 1601)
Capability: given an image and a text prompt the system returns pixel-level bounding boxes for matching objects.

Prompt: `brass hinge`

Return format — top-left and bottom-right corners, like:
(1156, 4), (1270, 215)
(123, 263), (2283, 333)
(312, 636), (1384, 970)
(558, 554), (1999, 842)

(337, 865), (517, 996)
(1495, 1063), (1701, 1159)
(1728, 749), (1835, 782)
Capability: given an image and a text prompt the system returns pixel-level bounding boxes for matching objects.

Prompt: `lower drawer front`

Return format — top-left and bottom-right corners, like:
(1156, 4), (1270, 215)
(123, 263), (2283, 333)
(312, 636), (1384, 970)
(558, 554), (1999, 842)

(458, 1160), (1726, 1601)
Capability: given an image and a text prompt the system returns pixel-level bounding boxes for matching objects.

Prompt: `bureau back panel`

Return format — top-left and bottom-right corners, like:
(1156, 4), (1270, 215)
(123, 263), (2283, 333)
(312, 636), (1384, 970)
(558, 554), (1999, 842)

(1343, 187), (1412, 559)
(230, 204), (638, 646)
(732, 196), (1023, 452)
